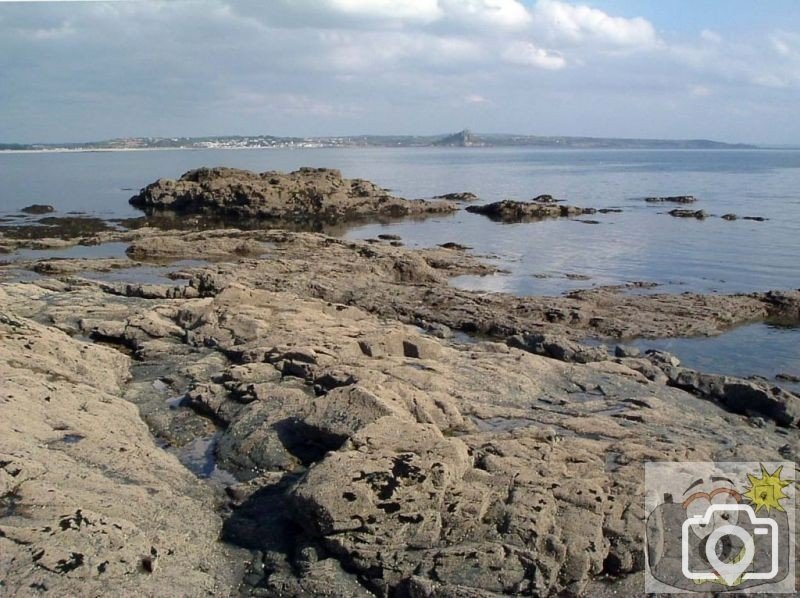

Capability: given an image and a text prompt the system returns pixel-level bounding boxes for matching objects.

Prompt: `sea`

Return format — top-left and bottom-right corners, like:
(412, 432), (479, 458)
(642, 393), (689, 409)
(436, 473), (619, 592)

(1, 147), (798, 387)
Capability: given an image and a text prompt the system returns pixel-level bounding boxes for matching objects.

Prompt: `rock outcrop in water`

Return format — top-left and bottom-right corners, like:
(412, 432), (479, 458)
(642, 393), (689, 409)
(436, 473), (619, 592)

(466, 199), (596, 222)
(643, 196), (696, 204)
(129, 167), (457, 222)
(20, 204), (55, 214)
(432, 192), (478, 202)
(668, 208), (707, 219)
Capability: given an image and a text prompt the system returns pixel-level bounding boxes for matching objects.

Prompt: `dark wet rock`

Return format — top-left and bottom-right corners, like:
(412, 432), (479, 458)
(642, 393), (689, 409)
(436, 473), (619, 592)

(598, 208), (623, 213)
(760, 290), (800, 322)
(21, 204), (55, 214)
(722, 213), (738, 220)
(644, 196), (696, 203)
(531, 194), (557, 202)
(668, 209), (707, 219)
(662, 366), (800, 427)
(723, 383), (800, 426)
(0, 216), (114, 240)
(432, 192), (478, 202)
(378, 234), (402, 241)
(130, 167), (456, 222)
(743, 216), (768, 222)
(466, 199), (596, 222)
(437, 242), (471, 250)
(31, 258), (136, 275)
(777, 373), (800, 383)
(575, 219), (601, 224)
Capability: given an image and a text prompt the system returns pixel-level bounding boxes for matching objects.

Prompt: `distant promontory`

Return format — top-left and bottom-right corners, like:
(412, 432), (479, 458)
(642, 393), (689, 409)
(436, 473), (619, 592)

(0, 129), (756, 152)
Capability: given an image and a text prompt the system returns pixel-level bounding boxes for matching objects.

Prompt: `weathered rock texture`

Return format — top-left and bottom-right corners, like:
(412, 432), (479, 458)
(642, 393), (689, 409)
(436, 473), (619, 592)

(130, 167), (457, 222)
(0, 295), (244, 596)
(2, 226), (799, 596)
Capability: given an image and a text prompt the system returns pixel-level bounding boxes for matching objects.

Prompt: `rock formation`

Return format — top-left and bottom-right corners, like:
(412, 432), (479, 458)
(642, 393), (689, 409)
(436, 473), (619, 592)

(129, 167), (457, 222)
(466, 199), (596, 222)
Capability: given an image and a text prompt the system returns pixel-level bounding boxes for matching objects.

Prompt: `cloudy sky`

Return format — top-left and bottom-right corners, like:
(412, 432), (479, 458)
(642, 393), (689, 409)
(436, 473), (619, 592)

(1, 0), (799, 144)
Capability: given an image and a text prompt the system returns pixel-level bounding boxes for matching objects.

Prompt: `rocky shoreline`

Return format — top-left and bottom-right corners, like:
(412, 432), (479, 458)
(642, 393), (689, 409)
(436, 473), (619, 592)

(1, 170), (799, 596)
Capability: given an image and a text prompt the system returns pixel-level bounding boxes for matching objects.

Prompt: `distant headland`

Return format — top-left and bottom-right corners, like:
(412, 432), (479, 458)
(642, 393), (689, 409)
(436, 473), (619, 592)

(0, 129), (757, 152)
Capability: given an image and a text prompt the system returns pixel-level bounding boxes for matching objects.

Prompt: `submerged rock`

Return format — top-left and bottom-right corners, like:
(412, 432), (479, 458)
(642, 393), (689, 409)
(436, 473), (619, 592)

(644, 196), (696, 203)
(668, 208), (707, 219)
(466, 199), (596, 222)
(432, 192), (478, 202)
(130, 167), (456, 222)
(0, 215), (114, 240)
(21, 204), (55, 214)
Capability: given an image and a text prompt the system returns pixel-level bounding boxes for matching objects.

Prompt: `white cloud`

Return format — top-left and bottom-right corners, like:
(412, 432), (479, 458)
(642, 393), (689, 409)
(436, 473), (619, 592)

(464, 93), (490, 103)
(532, 0), (658, 48)
(322, 0), (442, 23)
(700, 29), (722, 44)
(314, 30), (484, 71)
(2, 0), (800, 143)
(770, 32), (800, 59)
(689, 85), (712, 97)
(502, 41), (565, 70)
(439, 0), (532, 29)
(233, 0), (532, 31)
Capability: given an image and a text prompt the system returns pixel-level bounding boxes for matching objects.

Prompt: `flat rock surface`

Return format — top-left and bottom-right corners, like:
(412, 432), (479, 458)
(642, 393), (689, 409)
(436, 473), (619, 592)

(125, 229), (798, 341)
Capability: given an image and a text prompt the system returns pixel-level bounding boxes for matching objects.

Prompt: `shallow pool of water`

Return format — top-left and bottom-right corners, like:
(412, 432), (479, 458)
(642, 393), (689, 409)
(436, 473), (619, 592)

(624, 322), (800, 392)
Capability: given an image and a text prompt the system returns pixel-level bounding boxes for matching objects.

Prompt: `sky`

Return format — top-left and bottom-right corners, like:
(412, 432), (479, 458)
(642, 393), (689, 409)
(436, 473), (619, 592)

(1, 0), (799, 144)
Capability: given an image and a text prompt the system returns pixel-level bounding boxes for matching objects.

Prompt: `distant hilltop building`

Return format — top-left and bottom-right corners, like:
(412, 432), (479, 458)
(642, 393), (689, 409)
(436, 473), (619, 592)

(433, 129), (483, 147)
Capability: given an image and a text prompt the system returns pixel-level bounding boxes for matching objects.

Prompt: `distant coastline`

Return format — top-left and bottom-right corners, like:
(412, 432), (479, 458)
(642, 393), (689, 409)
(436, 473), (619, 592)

(0, 129), (759, 152)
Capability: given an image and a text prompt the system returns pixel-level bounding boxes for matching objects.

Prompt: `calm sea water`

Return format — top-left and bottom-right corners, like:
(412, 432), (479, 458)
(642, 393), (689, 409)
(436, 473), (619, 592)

(1, 147), (798, 383)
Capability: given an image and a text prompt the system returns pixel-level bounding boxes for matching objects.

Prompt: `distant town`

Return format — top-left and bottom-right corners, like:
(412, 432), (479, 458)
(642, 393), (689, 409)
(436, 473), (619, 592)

(0, 129), (756, 152)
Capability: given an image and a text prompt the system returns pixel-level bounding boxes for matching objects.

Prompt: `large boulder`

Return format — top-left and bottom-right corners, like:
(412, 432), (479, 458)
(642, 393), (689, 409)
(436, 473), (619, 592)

(130, 167), (456, 222)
